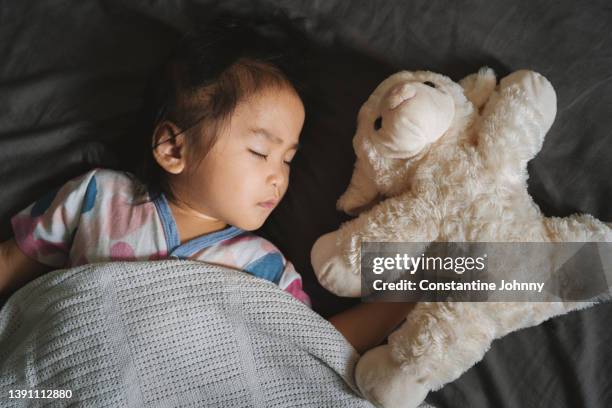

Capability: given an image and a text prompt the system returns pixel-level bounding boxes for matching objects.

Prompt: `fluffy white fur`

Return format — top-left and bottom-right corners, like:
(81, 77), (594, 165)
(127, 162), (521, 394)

(310, 67), (612, 408)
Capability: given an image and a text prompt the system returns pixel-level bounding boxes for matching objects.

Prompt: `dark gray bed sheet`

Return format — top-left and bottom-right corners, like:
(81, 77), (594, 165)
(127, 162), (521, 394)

(0, 1), (610, 407)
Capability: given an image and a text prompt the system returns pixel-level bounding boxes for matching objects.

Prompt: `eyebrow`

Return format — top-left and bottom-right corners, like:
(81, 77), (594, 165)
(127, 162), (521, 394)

(250, 127), (300, 150)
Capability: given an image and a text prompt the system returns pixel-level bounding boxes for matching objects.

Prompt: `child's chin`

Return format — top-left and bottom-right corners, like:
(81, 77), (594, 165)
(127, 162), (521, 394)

(235, 217), (266, 231)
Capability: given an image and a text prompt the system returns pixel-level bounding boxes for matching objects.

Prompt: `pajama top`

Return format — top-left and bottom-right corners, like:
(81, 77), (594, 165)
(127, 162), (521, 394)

(10, 168), (311, 307)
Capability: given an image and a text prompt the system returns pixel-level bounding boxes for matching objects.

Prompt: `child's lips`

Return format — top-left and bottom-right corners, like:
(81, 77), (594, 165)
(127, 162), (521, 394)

(258, 199), (278, 209)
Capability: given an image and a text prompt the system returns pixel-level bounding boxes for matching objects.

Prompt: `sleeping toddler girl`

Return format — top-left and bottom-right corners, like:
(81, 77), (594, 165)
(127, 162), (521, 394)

(0, 15), (415, 354)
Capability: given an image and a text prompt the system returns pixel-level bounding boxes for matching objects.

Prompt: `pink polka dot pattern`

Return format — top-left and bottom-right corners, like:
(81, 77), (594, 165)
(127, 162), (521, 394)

(259, 240), (277, 253)
(107, 194), (153, 240)
(110, 242), (135, 261)
(11, 215), (69, 263)
(11, 215), (37, 246)
(284, 279), (312, 307)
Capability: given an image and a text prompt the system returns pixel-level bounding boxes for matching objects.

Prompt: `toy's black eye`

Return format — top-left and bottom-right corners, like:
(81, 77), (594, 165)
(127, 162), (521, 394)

(374, 116), (382, 131)
(423, 81), (437, 88)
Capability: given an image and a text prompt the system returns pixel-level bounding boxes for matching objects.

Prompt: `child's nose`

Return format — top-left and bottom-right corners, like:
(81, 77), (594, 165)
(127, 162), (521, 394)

(269, 168), (285, 195)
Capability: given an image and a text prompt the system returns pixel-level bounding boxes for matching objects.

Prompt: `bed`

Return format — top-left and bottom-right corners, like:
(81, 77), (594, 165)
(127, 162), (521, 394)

(1, 1), (611, 407)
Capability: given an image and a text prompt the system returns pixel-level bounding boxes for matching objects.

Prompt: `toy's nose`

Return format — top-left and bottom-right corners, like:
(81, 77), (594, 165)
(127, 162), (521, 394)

(386, 83), (417, 110)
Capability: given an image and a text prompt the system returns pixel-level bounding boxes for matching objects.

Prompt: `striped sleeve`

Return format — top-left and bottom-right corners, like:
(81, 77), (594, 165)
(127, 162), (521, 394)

(242, 249), (311, 308)
(277, 260), (311, 308)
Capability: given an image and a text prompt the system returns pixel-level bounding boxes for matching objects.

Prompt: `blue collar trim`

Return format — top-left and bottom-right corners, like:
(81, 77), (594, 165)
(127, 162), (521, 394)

(151, 190), (244, 258)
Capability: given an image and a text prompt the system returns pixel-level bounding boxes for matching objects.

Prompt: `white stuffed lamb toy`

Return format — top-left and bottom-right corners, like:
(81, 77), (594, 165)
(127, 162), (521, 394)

(310, 67), (612, 408)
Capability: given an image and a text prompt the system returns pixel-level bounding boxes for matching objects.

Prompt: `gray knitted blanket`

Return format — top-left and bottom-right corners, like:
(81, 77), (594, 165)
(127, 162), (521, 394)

(0, 260), (375, 407)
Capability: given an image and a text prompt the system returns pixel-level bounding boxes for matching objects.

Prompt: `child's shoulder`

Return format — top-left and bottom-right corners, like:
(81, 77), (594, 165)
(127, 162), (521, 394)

(68, 167), (142, 197)
(38, 168), (146, 216)
(87, 167), (136, 186)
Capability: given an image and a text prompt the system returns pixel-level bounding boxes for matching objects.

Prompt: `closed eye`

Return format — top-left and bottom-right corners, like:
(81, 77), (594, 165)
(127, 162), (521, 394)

(249, 149), (293, 166)
(249, 149), (268, 160)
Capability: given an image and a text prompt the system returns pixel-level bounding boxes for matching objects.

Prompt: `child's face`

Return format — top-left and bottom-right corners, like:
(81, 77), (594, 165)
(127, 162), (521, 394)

(177, 85), (305, 231)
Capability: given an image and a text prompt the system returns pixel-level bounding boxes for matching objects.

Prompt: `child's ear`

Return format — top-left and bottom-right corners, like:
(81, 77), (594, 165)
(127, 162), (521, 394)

(151, 120), (187, 175)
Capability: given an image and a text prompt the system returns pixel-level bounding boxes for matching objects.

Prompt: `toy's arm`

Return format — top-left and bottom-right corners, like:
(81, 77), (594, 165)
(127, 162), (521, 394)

(477, 70), (557, 170)
(311, 190), (440, 297)
(336, 157), (379, 215)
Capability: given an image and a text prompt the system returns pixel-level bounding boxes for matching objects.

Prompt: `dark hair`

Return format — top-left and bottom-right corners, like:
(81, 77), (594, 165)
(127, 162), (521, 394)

(131, 12), (312, 203)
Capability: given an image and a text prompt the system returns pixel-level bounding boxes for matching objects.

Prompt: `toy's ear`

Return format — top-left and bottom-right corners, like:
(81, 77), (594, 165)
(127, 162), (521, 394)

(336, 157), (379, 215)
(459, 67), (497, 109)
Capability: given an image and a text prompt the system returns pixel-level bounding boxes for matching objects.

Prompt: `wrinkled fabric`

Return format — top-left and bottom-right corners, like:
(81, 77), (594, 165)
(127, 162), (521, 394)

(0, 1), (611, 407)
(0, 260), (368, 407)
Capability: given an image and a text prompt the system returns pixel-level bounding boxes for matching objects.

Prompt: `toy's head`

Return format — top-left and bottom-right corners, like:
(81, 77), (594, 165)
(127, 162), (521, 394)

(337, 68), (496, 215)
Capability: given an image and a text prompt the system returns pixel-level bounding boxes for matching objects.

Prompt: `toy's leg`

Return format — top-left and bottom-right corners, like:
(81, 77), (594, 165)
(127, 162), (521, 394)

(355, 301), (506, 408)
(543, 214), (612, 303)
(544, 214), (612, 242)
(477, 70), (557, 173)
(311, 192), (439, 297)
(355, 344), (429, 408)
(364, 300), (577, 408)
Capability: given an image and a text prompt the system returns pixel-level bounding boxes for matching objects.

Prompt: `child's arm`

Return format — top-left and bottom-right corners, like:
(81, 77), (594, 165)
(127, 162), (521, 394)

(328, 301), (416, 354)
(0, 238), (51, 297)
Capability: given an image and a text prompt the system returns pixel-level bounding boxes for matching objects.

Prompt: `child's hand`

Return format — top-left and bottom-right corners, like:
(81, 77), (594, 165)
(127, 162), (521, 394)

(0, 238), (51, 298)
(328, 301), (416, 354)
